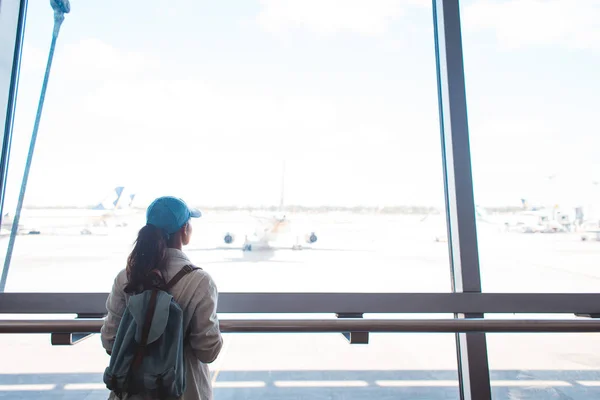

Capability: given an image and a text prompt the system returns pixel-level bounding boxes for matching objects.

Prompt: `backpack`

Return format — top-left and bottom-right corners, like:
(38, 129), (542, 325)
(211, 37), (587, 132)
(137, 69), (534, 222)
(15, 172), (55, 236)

(104, 264), (200, 399)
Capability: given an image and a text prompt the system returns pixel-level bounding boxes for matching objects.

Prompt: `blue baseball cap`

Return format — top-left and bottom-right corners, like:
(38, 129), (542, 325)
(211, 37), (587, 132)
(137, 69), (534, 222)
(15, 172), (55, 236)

(146, 196), (201, 234)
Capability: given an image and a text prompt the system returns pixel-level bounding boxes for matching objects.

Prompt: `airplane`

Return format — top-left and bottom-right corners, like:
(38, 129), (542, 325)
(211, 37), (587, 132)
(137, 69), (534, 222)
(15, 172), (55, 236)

(427, 203), (566, 242)
(503, 198), (576, 233)
(195, 161), (321, 252)
(224, 164), (319, 251)
(520, 198), (544, 212)
(429, 176), (598, 238)
(509, 174), (590, 233)
(221, 212), (319, 252)
(577, 205), (600, 241)
(580, 220), (600, 241)
(1, 186), (138, 236)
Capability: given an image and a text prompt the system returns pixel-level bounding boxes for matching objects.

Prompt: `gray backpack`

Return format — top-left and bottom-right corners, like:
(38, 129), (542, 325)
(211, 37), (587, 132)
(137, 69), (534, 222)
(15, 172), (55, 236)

(104, 265), (199, 399)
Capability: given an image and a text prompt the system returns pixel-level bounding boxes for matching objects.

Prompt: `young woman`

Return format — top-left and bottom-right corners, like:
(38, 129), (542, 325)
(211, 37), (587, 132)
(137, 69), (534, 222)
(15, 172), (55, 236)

(101, 196), (223, 400)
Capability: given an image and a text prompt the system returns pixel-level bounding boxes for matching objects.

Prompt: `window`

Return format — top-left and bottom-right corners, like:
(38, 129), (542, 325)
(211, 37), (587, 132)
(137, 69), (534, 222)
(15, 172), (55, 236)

(1, 0), (450, 293)
(4, 2), (597, 399)
(461, 0), (600, 293)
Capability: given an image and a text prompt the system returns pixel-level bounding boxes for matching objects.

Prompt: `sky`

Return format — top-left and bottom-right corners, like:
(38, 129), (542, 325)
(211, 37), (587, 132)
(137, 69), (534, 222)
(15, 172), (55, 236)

(3, 0), (600, 210)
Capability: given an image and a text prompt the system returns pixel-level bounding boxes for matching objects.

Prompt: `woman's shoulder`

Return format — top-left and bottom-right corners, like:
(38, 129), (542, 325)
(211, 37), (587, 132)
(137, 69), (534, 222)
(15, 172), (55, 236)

(107, 268), (129, 295)
(167, 251), (217, 288)
(167, 265), (219, 305)
(186, 266), (218, 291)
(114, 268), (128, 284)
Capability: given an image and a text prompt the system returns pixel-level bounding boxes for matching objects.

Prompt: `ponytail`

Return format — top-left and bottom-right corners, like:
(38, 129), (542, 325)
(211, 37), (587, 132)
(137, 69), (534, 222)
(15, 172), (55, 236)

(124, 224), (169, 294)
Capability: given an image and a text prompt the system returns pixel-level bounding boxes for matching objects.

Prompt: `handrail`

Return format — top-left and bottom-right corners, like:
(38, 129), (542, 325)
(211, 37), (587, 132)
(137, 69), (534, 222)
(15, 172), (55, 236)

(2, 318), (600, 334)
(2, 292), (600, 315)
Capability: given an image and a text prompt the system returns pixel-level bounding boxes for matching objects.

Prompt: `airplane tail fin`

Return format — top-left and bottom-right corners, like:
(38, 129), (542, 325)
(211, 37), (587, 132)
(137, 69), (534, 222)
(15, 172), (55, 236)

(114, 189), (137, 210)
(93, 186), (126, 210)
(521, 199), (529, 210)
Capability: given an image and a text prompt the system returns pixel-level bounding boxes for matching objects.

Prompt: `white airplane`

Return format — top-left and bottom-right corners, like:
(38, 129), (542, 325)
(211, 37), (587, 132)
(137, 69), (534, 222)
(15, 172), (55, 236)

(196, 161), (320, 252)
(427, 203), (565, 243)
(502, 199), (573, 233)
(1, 186), (138, 235)
(577, 206), (600, 241)
(221, 212), (319, 252)
(580, 220), (600, 241)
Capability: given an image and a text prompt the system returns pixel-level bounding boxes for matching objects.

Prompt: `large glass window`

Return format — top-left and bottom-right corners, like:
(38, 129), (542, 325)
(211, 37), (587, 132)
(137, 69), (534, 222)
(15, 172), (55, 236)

(460, 0), (600, 293)
(1, 0), (451, 293)
(4, 1), (599, 399)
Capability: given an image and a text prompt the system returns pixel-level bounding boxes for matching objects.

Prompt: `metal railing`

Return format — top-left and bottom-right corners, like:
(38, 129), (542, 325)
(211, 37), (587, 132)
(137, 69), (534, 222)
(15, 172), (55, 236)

(2, 318), (600, 334)
(2, 292), (600, 315)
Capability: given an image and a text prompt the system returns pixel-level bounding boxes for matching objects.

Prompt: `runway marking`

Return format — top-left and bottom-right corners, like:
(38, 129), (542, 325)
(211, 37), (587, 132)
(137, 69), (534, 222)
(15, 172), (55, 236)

(213, 381), (266, 388)
(376, 380), (457, 387)
(274, 380), (369, 387)
(0, 384), (56, 391)
(491, 380), (571, 387)
(64, 383), (106, 390)
(376, 380), (571, 387)
(576, 381), (600, 386)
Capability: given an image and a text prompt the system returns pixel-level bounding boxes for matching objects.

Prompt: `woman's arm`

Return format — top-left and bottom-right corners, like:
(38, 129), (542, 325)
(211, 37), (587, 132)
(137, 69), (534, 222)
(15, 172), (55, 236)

(187, 275), (224, 363)
(100, 271), (127, 354)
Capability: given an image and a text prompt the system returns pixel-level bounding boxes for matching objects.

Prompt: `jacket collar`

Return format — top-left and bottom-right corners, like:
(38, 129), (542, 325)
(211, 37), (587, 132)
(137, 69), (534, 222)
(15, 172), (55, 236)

(166, 247), (191, 262)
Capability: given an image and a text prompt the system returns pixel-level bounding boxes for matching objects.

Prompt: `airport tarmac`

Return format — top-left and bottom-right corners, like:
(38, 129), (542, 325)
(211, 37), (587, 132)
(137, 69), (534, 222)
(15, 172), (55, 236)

(1, 213), (600, 399)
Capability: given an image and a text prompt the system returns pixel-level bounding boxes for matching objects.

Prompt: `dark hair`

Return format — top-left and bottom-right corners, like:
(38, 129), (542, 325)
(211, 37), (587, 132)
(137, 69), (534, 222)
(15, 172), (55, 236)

(124, 224), (169, 294)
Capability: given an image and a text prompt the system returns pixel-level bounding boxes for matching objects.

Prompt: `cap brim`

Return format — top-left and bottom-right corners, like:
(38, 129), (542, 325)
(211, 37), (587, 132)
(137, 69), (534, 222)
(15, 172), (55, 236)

(189, 208), (202, 218)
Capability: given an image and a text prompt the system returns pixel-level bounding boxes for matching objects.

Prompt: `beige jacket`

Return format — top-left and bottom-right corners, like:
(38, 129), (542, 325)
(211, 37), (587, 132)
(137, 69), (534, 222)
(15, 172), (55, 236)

(100, 248), (223, 400)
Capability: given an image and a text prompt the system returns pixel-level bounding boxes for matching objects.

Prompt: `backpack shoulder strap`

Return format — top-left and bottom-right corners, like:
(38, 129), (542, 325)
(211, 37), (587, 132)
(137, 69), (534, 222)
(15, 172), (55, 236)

(165, 264), (200, 291)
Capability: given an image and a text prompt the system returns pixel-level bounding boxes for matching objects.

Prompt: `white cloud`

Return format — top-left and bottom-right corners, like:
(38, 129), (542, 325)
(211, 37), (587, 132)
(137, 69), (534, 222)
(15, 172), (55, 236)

(10, 37), (443, 207)
(256, 0), (427, 36)
(21, 38), (159, 80)
(463, 0), (600, 50)
(55, 38), (161, 80)
(467, 115), (600, 206)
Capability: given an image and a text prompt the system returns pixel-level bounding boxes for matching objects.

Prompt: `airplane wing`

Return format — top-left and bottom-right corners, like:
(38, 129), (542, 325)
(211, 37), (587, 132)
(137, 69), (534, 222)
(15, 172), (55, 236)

(187, 246), (242, 251)
(187, 245), (365, 252)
